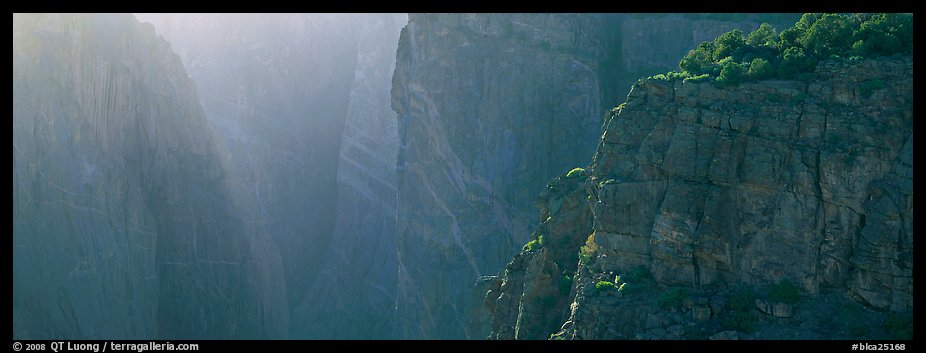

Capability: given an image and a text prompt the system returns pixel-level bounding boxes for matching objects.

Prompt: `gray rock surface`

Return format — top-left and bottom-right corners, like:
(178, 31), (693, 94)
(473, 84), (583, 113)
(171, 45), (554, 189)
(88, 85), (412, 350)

(392, 13), (798, 339)
(484, 56), (913, 340)
(292, 13), (407, 339)
(13, 13), (287, 338)
(133, 14), (363, 318)
(135, 14), (407, 338)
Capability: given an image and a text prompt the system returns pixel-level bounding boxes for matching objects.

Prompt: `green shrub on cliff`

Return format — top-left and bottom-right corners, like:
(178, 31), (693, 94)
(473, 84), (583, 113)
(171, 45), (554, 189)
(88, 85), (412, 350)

(565, 167), (586, 178)
(578, 233), (598, 265)
(656, 13), (912, 86)
(595, 280), (616, 291)
(522, 235), (544, 252)
(716, 58), (745, 85)
(747, 58), (774, 79)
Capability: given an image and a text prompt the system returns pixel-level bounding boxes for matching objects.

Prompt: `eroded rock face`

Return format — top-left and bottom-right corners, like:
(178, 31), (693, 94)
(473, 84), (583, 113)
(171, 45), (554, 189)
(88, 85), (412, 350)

(485, 56), (913, 339)
(134, 14), (363, 317)
(589, 57), (912, 307)
(135, 14), (408, 338)
(391, 13), (799, 339)
(392, 13), (618, 339)
(13, 13), (287, 338)
(291, 13), (408, 339)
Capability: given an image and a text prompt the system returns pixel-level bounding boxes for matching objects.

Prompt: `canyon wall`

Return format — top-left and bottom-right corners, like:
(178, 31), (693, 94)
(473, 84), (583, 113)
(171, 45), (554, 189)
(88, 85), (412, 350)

(391, 13), (798, 339)
(485, 56), (913, 339)
(13, 13), (287, 338)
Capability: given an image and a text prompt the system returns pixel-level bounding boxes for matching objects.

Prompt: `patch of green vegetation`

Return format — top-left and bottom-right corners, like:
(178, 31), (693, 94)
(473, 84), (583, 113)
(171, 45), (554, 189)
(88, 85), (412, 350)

(578, 233), (597, 265)
(656, 287), (691, 308)
(652, 13), (912, 86)
(792, 92), (809, 102)
(683, 73), (711, 83)
(766, 279), (800, 304)
(649, 71), (690, 81)
(565, 167), (586, 179)
(618, 282), (629, 292)
(883, 312), (913, 339)
(716, 58), (745, 85)
(859, 78), (885, 97)
(598, 178), (616, 188)
(522, 235), (543, 252)
(595, 280), (616, 291)
(766, 93), (784, 103)
(611, 274), (632, 293)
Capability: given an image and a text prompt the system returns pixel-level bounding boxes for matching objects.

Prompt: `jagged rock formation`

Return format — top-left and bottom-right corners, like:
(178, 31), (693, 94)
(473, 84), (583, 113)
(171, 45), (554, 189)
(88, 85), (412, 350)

(12, 13), (287, 338)
(390, 13), (798, 339)
(484, 56), (913, 339)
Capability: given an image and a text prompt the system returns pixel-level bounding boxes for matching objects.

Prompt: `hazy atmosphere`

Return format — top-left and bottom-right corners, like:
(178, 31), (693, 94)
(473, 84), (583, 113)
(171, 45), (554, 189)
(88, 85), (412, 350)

(13, 13), (912, 341)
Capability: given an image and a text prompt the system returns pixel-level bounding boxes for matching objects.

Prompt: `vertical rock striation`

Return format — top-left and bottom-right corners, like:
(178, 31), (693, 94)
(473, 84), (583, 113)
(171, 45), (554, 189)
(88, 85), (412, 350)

(135, 13), (408, 338)
(391, 13), (616, 339)
(12, 13), (287, 339)
(391, 13), (799, 339)
(485, 56), (913, 339)
(133, 15), (363, 320)
(292, 13), (408, 339)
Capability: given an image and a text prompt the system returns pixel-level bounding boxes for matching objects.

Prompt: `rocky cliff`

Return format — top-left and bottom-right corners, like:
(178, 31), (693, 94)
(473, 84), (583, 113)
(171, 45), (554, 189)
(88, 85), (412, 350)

(12, 13), (287, 338)
(484, 56), (913, 339)
(133, 14), (361, 318)
(292, 13), (407, 339)
(390, 13), (799, 339)
(134, 13), (407, 338)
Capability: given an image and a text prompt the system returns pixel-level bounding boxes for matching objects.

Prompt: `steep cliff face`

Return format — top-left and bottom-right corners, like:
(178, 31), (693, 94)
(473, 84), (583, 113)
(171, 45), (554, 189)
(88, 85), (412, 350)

(485, 56), (913, 339)
(133, 15), (362, 318)
(392, 13), (616, 339)
(12, 13), (287, 338)
(291, 13), (407, 339)
(391, 13), (799, 339)
(135, 13), (408, 338)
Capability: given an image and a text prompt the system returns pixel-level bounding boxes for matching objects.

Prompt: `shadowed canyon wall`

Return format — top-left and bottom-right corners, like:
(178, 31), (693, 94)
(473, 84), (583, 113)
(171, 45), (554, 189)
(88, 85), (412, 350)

(13, 13), (288, 339)
(134, 13), (407, 338)
(390, 13), (798, 339)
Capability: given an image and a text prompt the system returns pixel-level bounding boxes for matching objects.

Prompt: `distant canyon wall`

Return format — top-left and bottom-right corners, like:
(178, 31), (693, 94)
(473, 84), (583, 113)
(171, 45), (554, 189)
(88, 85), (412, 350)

(135, 13), (407, 338)
(390, 13), (799, 339)
(13, 13), (287, 339)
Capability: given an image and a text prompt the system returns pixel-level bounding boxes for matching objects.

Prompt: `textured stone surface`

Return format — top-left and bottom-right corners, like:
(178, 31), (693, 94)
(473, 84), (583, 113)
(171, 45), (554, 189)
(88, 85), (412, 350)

(392, 13), (616, 339)
(392, 12), (796, 339)
(13, 13), (287, 338)
(589, 57), (912, 307)
(134, 14), (363, 318)
(484, 56), (912, 340)
(293, 13), (407, 339)
(135, 14), (407, 338)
